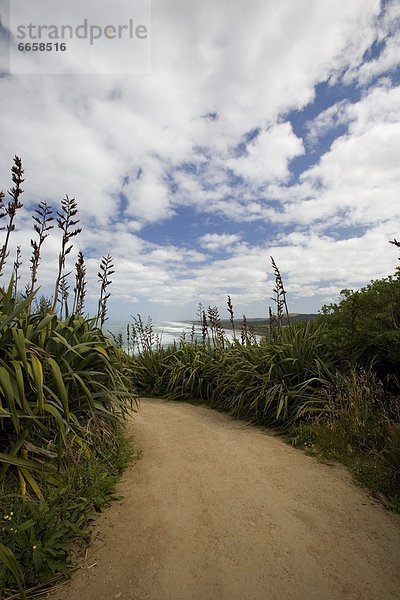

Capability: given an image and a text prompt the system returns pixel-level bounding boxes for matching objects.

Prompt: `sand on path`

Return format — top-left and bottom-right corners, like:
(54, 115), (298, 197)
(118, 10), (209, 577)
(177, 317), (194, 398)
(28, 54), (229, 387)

(50, 398), (400, 600)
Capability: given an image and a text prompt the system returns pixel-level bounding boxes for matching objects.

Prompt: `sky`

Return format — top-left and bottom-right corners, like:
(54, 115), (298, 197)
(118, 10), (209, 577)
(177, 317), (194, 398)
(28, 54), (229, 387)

(0, 0), (399, 321)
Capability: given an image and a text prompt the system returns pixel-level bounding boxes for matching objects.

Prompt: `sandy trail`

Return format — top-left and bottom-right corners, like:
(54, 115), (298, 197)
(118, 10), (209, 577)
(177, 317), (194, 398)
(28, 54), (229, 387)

(50, 398), (400, 600)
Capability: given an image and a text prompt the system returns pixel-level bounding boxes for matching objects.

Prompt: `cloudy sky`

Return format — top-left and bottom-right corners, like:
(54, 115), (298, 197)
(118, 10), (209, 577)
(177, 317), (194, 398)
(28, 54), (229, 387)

(0, 0), (399, 321)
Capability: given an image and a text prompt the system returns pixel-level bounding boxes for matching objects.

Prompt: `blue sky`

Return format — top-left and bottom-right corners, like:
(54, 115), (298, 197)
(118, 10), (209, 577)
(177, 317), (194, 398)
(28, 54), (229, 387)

(0, 0), (399, 321)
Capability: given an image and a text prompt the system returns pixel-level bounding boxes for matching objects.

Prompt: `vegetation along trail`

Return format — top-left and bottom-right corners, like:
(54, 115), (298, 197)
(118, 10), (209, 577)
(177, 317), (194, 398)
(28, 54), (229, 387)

(50, 399), (400, 600)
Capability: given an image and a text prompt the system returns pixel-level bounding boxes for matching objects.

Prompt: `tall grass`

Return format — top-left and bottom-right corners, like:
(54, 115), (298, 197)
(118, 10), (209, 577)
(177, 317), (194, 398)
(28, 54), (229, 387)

(0, 157), (137, 597)
(0, 422), (134, 597)
(129, 273), (332, 425)
(131, 309), (334, 427)
(288, 368), (400, 509)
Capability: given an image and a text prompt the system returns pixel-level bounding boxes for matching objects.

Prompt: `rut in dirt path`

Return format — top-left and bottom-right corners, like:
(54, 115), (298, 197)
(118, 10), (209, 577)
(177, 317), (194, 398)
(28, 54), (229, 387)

(50, 398), (400, 600)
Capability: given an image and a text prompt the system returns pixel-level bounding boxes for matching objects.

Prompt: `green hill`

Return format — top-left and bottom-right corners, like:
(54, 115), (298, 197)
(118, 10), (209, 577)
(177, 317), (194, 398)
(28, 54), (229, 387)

(219, 314), (319, 334)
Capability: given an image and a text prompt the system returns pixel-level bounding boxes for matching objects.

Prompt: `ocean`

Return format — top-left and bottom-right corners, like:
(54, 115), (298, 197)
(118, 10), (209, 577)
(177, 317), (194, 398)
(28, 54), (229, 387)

(104, 319), (245, 351)
(105, 319), (198, 349)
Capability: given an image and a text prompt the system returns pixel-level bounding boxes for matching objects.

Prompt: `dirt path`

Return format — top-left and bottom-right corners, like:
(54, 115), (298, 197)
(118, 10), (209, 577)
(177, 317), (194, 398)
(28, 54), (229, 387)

(50, 398), (400, 600)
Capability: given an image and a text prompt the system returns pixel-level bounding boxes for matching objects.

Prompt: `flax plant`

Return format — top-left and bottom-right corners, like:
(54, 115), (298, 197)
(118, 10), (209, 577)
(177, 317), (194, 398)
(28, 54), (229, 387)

(58, 271), (71, 320)
(126, 324), (133, 356)
(240, 314), (249, 345)
(201, 309), (209, 345)
(0, 156), (24, 278)
(196, 303), (207, 345)
(28, 201), (53, 299)
(270, 255), (291, 328)
(130, 314), (161, 353)
(52, 196), (81, 313)
(0, 189), (5, 225)
(0, 158), (138, 595)
(207, 305), (226, 347)
(227, 295), (237, 340)
(72, 250), (87, 315)
(96, 254), (115, 327)
(12, 245), (22, 297)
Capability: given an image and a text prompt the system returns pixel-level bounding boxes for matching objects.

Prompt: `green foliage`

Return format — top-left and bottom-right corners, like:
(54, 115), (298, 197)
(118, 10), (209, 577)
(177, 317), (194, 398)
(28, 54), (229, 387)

(287, 370), (400, 511)
(0, 544), (25, 600)
(0, 285), (136, 596)
(0, 285), (136, 497)
(131, 322), (334, 426)
(319, 272), (400, 380)
(0, 156), (137, 595)
(0, 423), (134, 596)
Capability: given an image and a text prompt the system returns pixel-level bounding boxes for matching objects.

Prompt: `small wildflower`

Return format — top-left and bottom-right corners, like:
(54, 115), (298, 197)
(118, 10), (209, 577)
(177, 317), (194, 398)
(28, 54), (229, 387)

(32, 545), (37, 550)
(10, 512), (13, 516)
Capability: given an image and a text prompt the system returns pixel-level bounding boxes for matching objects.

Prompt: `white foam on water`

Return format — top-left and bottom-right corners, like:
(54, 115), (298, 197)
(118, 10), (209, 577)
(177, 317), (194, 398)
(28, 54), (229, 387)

(106, 320), (260, 352)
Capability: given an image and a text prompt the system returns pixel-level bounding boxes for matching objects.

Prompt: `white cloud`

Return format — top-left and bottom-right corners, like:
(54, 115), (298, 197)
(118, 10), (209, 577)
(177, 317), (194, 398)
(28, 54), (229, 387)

(356, 31), (400, 84)
(0, 0), (384, 225)
(227, 123), (304, 185)
(122, 160), (173, 223)
(346, 80), (400, 132)
(1, 0), (398, 318)
(342, 0), (400, 85)
(267, 82), (400, 228)
(199, 233), (242, 252)
(306, 100), (351, 145)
